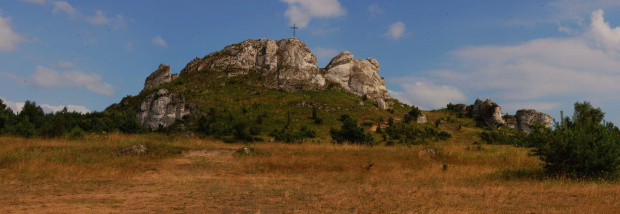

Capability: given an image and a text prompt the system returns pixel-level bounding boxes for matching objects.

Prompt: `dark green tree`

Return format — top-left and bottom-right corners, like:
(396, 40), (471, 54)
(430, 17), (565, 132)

(330, 116), (373, 145)
(527, 101), (620, 179)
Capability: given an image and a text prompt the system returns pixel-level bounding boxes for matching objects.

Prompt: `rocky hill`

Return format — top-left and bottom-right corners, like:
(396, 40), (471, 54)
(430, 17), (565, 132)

(125, 38), (393, 130)
(107, 38), (553, 141)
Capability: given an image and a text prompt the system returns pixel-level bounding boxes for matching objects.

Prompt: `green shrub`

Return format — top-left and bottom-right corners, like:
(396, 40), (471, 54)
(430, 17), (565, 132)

(68, 126), (86, 140)
(525, 102), (620, 179)
(330, 116), (373, 145)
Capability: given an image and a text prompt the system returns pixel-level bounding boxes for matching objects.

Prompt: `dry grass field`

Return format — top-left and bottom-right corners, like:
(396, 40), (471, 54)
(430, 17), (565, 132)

(1, 133), (620, 213)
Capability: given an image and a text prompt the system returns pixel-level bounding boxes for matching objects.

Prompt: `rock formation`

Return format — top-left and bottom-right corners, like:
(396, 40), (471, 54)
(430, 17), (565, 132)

(133, 38), (394, 129)
(324, 51), (390, 101)
(505, 109), (554, 133)
(471, 98), (505, 129)
(136, 89), (190, 129)
(179, 38), (325, 91)
(416, 114), (428, 124)
(143, 64), (177, 91)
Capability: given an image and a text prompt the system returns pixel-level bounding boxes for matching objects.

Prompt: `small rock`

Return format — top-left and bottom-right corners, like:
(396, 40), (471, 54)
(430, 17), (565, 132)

(416, 114), (428, 124)
(117, 144), (147, 156)
(268, 139), (274, 143)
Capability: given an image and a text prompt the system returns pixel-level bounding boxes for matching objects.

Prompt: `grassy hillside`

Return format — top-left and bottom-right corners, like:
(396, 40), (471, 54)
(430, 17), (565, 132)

(109, 68), (419, 143)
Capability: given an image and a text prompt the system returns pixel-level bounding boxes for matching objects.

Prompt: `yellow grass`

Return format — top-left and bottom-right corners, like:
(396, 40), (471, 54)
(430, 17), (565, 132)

(1, 133), (619, 213)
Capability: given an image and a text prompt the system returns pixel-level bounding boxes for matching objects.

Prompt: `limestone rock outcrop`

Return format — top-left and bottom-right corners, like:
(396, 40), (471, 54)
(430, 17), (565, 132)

(179, 38), (325, 91)
(471, 98), (505, 129)
(144, 64), (177, 91)
(511, 109), (554, 133)
(137, 89), (190, 129)
(416, 114), (427, 124)
(324, 51), (390, 101)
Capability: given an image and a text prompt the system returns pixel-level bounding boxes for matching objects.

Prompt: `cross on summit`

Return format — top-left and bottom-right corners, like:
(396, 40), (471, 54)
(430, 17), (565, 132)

(290, 24), (299, 38)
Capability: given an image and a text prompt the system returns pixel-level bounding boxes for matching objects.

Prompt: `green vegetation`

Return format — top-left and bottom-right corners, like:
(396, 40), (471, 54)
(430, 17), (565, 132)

(330, 115), (374, 145)
(524, 102), (620, 179)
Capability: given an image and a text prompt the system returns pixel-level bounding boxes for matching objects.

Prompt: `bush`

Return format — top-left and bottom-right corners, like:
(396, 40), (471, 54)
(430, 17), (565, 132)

(525, 102), (620, 179)
(330, 116), (373, 145)
(68, 126), (86, 140)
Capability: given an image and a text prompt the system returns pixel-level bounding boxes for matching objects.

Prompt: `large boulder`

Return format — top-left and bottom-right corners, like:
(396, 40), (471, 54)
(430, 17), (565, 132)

(514, 109), (554, 133)
(179, 38), (325, 91)
(324, 51), (390, 100)
(471, 98), (505, 129)
(144, 63), (176, 91)
(137, 89), (190, 129)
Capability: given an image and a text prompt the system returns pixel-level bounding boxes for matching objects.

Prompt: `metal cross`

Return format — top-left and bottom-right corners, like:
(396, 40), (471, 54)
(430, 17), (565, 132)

(290, 24), (299, 38)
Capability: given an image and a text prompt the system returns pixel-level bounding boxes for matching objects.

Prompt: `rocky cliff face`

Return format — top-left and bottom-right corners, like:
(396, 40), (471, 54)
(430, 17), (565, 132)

(136, 89), (189, 129)
(324, 51), (391, 101)
(471, 98), (505, 129)
(143, 64), (177, 91)
(507, 109), (554, 133)
(179, 38), (325, 91)
(134, 38), (393, 129)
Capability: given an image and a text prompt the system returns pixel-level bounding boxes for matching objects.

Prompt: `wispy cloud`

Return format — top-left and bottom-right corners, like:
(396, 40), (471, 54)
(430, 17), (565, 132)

(367, 3), (384, 17)
(281, 0), (345, 28)
(86, 10), (110, 25)
(30, 66), (115, 96)
(52, 1), (77, 17)
(389, 78), (466, 110)
(391, 9), (620, 118)
(385, 21), (406, 40)
(152, 35), (168, 48)
(0, 13), (27, 52)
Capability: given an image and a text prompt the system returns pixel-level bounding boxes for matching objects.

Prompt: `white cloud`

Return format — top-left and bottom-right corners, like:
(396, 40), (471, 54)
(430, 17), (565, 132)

(40, 104), (91, 114)
(367, 3), (384, 17)
(52, 1), (77, 17)
(587, 9), (620, 53)
(86, 10), (110, 25)
(85, 10), (125, 28)
(385, 21), (406, 40)
(21, 0), (46, 5)
(281, 0), (346, 28)
(390, 79), (467, 110)
(152, 35), (167, 48)
(395, 9), (620, 120)
(31, 66), (115, 96)
(313, 47), (339, 60)
(0, 97), (91, 114)
(550, 0), (620, 20)
(0, 98), (24, 114)
(0, 14), (27, 52)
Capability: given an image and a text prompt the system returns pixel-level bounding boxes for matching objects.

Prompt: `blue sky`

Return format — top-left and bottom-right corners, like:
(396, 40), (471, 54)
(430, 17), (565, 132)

(2, 0), (620, 123)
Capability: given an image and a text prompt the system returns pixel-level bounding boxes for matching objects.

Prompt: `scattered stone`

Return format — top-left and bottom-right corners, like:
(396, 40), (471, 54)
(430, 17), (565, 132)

(418, 149), (436, 158)
(268, 139), (274, 143)
(117, 144), (147, 156)
(356, 99), (364, 105)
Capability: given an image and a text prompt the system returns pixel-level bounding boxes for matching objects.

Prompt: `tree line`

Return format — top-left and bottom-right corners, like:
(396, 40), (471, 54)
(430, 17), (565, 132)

(0, 100), (145, 138)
